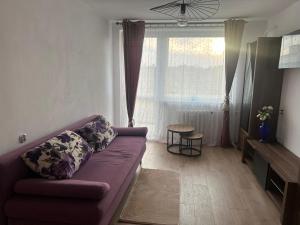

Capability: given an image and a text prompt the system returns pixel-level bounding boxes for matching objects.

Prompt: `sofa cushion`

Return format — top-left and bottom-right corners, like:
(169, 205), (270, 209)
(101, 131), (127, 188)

(21, 131), (94, 179)
(14, 179), (110, 200)
(113, 127), (148, 137)
(75, 115), (117, 152)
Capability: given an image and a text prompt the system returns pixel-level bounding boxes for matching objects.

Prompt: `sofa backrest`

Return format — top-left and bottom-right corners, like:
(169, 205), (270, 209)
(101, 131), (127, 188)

(0, 115), (99, 225)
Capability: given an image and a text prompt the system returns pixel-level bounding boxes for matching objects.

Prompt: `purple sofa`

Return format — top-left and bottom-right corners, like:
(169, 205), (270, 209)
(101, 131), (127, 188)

(0, 115), (147, 225)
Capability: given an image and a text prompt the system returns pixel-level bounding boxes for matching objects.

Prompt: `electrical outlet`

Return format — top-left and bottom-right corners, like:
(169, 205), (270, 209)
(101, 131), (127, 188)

(19, 134), (27, 144)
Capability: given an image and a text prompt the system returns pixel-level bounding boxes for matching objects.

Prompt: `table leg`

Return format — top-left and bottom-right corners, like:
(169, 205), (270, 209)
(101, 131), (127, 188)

(180, 136), (182, 153)
(200, 138), (203, 154)
(167, 130), (169, 147)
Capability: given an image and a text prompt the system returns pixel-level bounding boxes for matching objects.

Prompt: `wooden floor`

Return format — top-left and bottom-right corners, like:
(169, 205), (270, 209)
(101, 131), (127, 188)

(126, 141), (281, 225)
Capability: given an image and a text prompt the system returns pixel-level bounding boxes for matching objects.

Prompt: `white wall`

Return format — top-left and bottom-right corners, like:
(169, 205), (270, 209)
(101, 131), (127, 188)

(266, 0), (300, 157)
(112, 23), (123, 126)
(0, 0), (113, 155)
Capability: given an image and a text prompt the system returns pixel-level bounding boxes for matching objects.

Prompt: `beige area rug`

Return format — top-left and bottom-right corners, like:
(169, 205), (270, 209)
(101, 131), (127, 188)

(119, 169), (180, 225)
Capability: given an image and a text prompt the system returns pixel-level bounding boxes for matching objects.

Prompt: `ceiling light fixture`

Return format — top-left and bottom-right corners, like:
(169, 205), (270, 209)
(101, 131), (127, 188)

(150, 0), (220, 27)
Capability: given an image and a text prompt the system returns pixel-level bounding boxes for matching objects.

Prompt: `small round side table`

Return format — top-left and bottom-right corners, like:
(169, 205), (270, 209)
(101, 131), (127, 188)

(181, 133), (204, 156)
(167, 124), (194, 155)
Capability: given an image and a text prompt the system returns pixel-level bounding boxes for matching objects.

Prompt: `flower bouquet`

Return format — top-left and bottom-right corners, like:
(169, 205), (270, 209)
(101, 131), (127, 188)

(257, 105), (273, 142)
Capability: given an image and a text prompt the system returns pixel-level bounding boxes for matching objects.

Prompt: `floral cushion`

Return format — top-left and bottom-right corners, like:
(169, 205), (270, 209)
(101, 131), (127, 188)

(75, 115), (117, 152)
(21, 130), (94, 179)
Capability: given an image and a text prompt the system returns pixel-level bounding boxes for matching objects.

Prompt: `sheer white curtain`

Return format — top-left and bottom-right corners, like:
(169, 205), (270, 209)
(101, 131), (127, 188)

(120, 26), (226, 146)
(229, 43), (247, 145)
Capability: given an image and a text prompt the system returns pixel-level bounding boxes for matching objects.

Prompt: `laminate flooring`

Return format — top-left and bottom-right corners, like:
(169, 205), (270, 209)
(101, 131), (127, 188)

(118, 141), (281, 225)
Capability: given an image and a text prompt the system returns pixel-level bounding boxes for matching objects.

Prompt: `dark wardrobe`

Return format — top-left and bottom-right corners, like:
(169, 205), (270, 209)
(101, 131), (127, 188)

(239, 37), (284, 149)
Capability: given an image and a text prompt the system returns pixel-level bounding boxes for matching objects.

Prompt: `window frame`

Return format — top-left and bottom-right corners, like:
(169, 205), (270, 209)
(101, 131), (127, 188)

(138, 27), (225, 104)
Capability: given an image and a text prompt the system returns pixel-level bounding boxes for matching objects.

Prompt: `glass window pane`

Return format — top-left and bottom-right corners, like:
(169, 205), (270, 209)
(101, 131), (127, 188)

(165, 37), (225, 101)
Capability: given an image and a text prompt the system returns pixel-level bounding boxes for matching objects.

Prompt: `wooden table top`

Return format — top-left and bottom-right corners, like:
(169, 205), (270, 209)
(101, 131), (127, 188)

(182, 133), (204, 140)
(167, 124), (194, 133)
(247, 139), (300, 182)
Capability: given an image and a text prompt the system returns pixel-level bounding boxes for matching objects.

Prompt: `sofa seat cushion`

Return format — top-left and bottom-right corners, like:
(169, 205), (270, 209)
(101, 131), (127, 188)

(5, 136), (146, 225)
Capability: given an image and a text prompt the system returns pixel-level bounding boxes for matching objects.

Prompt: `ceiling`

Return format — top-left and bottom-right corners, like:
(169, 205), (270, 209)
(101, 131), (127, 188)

(83, 0), (297, 21)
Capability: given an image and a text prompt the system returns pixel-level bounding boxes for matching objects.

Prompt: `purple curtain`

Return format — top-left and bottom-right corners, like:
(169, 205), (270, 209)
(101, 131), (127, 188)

(221, 19), (246, 147)
(122, 19), (145, 127)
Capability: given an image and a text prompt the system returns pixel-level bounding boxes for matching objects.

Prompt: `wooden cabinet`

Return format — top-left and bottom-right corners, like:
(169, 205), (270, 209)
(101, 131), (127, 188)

(242, 140), (300, 225)
(239, 37), (300, 225)
(239, 37), (284, 150)
(253, 150), (269, 188)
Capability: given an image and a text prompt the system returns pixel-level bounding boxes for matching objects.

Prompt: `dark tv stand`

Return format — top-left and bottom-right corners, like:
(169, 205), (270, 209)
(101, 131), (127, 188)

(242, 139), (299, 225)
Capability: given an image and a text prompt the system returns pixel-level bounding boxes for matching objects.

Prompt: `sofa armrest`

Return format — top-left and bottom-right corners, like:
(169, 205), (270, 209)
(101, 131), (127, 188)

(14, 179), (110, 200)
(113, 127), (148, 137)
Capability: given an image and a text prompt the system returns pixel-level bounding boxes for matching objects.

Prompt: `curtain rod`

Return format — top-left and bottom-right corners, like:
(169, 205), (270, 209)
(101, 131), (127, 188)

(115, 21), (224, 26)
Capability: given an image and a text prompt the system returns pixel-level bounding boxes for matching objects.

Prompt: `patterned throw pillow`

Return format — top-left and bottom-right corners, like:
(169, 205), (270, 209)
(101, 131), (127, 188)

(75, 115), (117, 152)
(21, 131), (94, 179)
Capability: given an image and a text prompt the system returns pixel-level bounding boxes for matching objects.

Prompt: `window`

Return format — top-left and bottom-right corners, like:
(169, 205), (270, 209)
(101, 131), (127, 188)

(120, 27), (225, 144)
(137, 35), (225, 106)
(165, 37), (225, 101)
